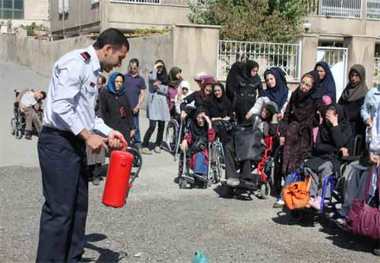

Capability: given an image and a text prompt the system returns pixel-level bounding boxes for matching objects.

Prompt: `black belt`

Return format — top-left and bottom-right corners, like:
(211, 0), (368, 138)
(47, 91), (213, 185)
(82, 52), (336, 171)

(41, 126), (84, 144)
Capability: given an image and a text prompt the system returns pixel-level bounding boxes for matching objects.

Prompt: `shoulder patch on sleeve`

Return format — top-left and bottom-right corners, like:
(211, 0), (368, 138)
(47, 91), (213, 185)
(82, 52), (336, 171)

(80, 52), (91, 64)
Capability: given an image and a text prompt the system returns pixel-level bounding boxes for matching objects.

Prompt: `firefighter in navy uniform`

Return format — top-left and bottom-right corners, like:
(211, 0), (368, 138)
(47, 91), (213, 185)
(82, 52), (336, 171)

(36, 28), (129, 263)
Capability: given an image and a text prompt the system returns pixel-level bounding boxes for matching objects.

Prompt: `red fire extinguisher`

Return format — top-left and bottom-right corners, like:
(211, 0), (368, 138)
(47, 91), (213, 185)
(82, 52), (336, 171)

(102, 146), (134, 208)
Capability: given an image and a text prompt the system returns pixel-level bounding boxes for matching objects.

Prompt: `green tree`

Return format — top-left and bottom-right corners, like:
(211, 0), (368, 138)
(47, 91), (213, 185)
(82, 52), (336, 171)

(189, 0), (310, 42)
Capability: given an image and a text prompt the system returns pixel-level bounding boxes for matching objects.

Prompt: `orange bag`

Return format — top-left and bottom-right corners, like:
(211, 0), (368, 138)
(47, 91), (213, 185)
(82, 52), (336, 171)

(282, 176), (312, 210)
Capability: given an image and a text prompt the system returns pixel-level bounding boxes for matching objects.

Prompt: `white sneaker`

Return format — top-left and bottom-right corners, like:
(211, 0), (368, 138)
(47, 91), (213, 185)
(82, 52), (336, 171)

(154, 146), (161, 153)
(141, 147), (152, 155)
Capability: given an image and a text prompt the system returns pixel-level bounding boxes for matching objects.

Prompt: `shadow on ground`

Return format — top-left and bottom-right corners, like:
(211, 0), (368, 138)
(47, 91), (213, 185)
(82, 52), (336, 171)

(85, 233), (128, 263)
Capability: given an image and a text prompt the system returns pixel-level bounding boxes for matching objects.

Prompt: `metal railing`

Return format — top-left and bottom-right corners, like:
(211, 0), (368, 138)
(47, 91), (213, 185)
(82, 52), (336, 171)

(110, 0), (189, 5)
(318, 0), (362, 17)
(217, 40), (301, 82)
(110, 0), (160, 4)
(307, 0), (380, 19)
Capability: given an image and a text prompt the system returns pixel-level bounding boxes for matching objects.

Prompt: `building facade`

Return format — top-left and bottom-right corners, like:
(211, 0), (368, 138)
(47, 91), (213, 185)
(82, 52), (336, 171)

(302, 0), (380, 91)
(49, 0), (190, 38)
(0, 0), (49, 29)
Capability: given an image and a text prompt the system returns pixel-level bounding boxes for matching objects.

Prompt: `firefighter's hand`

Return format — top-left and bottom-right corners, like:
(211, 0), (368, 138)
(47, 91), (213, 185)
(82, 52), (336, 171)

(107, 130), (127, 150)
(86, 134), (105, 153)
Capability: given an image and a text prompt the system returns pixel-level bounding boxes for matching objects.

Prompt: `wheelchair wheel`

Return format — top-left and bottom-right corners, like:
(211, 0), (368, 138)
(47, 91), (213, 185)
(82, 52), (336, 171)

(258, 181), (271, 199)
(178, 177), (189, 189)
(127, 147), (142, 182)
(10, 117), (16, 135)
(164, 120), (179, 154)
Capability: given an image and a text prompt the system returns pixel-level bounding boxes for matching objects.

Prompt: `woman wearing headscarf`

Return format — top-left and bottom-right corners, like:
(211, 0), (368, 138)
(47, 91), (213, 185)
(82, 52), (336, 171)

(338, 64), (368, 144)
(280, 70), (322, 182)
(262, 67), (290, 119)
(168, 66), (183, 118)
(141, 60), (171, 154)
(205, 82), (233, 144)
(99, 72), (135, 143)
(227, 60), (263, 125)
(175, 80), (192, 117)
(315, 61), (337, 102)
(180, 76), (215, 120)
(226, 60), (263, 102)
(305, 104), (353, 210)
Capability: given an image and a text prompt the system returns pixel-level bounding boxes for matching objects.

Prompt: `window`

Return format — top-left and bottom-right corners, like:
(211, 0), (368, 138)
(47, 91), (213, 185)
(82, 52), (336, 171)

(0, 0), (24, 19)
(58, 0), (69, 20)
(110, 0), (160, 4)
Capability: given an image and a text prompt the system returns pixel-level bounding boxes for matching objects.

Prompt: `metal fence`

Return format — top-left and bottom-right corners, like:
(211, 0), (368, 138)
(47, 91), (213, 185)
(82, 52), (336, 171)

(110, 0), (189, 5)
(110, 0), (161, 4)
(217, 40), (301, 82)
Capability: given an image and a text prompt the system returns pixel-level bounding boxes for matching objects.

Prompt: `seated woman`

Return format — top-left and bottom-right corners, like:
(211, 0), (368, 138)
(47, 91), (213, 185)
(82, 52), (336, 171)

(180, 109), (215, 186)
(223, 100), (277, 188)
(306, 104), (353, 210)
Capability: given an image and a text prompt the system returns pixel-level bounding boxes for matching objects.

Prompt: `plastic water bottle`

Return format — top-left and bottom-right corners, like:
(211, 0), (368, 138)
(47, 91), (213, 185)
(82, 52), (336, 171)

(192, 250), (208, 263)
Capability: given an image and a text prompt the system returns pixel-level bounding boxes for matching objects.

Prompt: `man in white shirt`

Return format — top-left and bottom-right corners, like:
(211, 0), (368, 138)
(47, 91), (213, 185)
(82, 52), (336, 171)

(36, 28), (130, 263)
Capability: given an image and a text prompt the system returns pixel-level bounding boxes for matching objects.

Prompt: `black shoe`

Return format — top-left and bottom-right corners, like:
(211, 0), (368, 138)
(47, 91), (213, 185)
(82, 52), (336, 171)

(92, 176), (101, 186)
(25, 130), (32, 140)
(374, 243), (380, 256)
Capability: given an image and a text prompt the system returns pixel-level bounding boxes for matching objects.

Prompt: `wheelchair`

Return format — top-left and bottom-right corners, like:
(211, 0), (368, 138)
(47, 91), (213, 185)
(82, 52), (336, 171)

(219, 118), (275, 200)
(177, 136), (225, 189)
(162, 117), (182, 157)
(127, 145), (143, 183)
(163, 106), (195, 159)
(10, 90), (26, 139)
(10, 89), (43, 140)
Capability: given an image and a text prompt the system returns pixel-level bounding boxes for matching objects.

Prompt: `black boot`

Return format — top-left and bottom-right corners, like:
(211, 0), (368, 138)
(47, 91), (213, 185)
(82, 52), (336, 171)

(374, 241), (380, 256)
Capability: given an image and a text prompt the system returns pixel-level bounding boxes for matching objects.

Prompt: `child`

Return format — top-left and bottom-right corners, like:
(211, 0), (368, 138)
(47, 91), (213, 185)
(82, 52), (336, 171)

(175, 80), (192, 118)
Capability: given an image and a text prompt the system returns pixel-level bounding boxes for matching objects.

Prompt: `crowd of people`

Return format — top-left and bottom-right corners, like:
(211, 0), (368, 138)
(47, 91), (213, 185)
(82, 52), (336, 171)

(17, 54), (380, 256)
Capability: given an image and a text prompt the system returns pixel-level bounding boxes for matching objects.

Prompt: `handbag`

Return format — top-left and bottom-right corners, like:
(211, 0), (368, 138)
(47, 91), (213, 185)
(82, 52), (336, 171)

(283, 176), (312, 210)
(346, 167), (380, 239)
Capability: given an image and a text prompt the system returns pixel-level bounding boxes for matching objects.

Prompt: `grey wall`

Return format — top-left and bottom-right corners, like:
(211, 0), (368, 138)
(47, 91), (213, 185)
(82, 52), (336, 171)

(50, 0), (101, 35)
(0, 33), (174, 79)
(0, 25), (220, 95)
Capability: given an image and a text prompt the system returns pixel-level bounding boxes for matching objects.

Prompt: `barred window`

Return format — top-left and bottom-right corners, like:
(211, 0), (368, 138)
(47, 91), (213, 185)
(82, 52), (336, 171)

(110, 0), (160, 4)
(0, 0), (24, 19)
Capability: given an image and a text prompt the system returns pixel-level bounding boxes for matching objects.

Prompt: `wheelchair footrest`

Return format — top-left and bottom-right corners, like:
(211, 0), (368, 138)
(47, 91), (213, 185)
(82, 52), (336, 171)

(180, 174), (195, 184)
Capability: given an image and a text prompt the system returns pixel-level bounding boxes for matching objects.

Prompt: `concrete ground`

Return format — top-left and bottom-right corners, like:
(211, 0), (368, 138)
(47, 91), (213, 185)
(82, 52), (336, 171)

(0, 61), (378, 262)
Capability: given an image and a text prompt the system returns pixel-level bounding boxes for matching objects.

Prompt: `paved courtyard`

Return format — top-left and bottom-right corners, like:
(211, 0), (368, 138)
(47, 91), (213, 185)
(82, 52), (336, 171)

(0, 62), (378, 262)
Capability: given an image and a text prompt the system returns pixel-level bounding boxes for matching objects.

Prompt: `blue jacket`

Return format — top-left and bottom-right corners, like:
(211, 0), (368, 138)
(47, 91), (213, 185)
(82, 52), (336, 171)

(361, 86), (380, 122)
